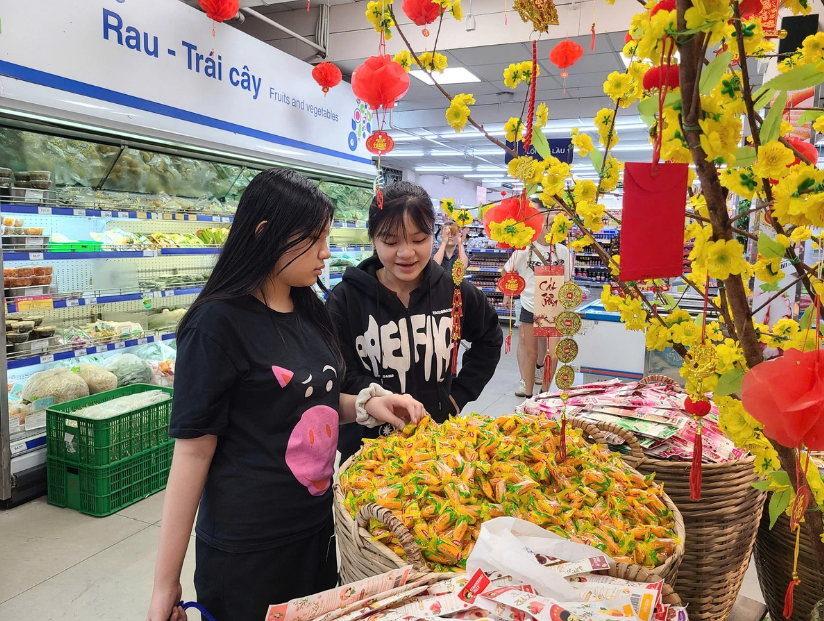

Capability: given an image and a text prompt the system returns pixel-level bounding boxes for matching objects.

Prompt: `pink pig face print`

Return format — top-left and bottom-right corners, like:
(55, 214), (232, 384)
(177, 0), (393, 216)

(279, 365), (340, 496)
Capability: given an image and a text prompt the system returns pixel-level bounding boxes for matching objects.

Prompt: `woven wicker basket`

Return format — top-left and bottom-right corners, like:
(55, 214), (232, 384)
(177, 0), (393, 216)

(755, 495), (824, 621)
(585, 414), (765, 621)
(334, 418), (685, 586)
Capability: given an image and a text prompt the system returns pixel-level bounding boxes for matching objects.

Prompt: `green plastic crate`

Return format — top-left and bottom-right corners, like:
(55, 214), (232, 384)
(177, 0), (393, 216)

(47, 440), (174, 517)
(46, 384), (174, 467)
(48, 240), (103, 252)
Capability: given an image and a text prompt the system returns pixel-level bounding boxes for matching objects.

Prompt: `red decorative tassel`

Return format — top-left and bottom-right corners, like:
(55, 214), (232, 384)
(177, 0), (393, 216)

(504, 333), (512, 354)
(451, 340), (460, 375)
(689, 421), (702, 500)
(542, 353), (552, 389)
(559, 414), (567, 463)
(376, 188), (384, 210)
(523, 41), (538, 151)
(783, 577), (799, 619)
(591, 23), (596, 51)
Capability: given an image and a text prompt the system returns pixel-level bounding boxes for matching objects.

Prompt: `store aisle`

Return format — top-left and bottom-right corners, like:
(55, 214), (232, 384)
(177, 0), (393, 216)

(0, 332), (765, 620)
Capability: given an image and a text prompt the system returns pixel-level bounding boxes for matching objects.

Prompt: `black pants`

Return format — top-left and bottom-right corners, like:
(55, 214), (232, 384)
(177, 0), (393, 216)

(194, 517), (338, 621)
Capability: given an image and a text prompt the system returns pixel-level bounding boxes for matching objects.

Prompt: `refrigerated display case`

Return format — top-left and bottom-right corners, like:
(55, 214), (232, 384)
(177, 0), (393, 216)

(0, 115), (373, 507)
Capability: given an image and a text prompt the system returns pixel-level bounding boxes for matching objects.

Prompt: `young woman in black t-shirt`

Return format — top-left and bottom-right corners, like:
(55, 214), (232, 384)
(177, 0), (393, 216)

(147, 169), (424, 621)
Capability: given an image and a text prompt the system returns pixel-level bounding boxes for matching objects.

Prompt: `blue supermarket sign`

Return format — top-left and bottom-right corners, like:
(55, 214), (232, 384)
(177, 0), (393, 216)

(504, 138), (573, 164)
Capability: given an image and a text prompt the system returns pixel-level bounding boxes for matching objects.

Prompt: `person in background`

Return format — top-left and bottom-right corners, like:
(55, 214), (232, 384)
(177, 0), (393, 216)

(147, 170), (424, 621)
(433, 221), (469, 275)
(503, 203), (572, 398)
(328, 182), (503, 463)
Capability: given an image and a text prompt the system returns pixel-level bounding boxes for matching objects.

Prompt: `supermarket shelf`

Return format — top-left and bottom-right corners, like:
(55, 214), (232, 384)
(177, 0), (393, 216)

(329, 274), (343, 282)
(574, 277), (609, 285)
(6, 287), (203, 313)
(467, 267), (502, 273)
(468, 248), (508, 255)
(329, 245), (371, 252)
(9, 430), (47, 457)
(495, 309), (515, 319)
(7, 332), (177, 370)
(3, 248), (220, 261)
(1, 203), (233, 223)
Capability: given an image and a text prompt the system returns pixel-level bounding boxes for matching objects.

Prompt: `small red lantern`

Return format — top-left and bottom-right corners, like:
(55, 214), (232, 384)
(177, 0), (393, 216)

(642, 65), (680, 91)
(312, 62), (342, 96)
(739, 0), (763, 19)
(402, 0), (441, 36)
(366, 131), (395, 155)
(197, 0), (239, 21)
(351, 55), (410, 111)
(649, 0), (676, 16)
(497, 272), (526, 297)
(785, 136), (818, 166)
(549, 40), (583, 92)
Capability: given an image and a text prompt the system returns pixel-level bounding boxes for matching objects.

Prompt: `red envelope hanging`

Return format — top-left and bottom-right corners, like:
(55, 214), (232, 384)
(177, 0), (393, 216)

(533, 265), (565, 337)
(619, 162), (689, 282)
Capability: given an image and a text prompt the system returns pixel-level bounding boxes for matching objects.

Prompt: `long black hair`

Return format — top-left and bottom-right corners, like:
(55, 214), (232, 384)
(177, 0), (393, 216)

(179, 168), (342, 368)
(367, 181), (436, 240)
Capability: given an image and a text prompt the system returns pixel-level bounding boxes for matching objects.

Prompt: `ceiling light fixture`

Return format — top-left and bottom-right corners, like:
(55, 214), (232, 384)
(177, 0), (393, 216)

(430, 149), (502, 156)
(383, 150), (425, 157)
(410, 67), (481, 85)
(415, 165), (473, 172)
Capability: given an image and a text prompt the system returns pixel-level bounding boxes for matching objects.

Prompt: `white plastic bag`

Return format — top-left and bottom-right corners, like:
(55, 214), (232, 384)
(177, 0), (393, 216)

(466, 517), (614, 601)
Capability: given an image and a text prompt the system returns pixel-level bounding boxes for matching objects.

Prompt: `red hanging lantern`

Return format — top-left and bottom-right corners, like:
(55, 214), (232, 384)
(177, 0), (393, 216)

(549, 40), (583, 92)
(351, 55), (410, 111)
(482, 197), (544, 249)
(311, 62), (342, 96)
(739, 0), (763, 19)
(649, 0), (676, 16)
(742, 348), (824, 450)
(197, 0), (239, 21)
(785, 136), (818, 166)
(642, 64), (680, 91)
(402, 0), (441, 36)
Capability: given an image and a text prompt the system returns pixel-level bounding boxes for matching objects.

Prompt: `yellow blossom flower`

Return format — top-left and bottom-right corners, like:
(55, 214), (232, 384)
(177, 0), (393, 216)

(451, 0), (463, 20)
(489, 218), (536, 249)
(453, 209), (473, 227)
(601, 286), (622, 312)
(698, 116), (742, 164)
(594, 108), (618, 148)
(416, 52), (448, 73)
(705, 239), (747, 280)
(504, 117), (524, 142)
(445, 94), (474, 132)
(752, 141), (795, 180)
(603, 71), (637, 106)
(535, 103), (548, 129)
(576, 201), (606, 231)
(753, 256), (784, 284)
(600, 156), (623, 192)
(813, 115), (824, 135)
(570, 128), (595, 156)
(609, 255), (620, 277)
(801, 31), (824, 61)
(546, 213), (572, 244)
(783, 0), (813, 15)
(646, 323), (671, 351)
(791, 226), (812, 244)
(503, 64), (522, 89)
(618, 296), (648, 331)
(393, 50), (412, 72)
(519, 61), (539, 84)
(573, 179), (598, 203)
(508, 156), (542, 184)
(540, 161), (571, 198)
(666, 308), (691, 327)
(570, 237), (590, 252)
(719, 167), (759, 200)
(669, 321), (701, 347)
(706, 321), (724, 342)
(715, 338), (746, 374)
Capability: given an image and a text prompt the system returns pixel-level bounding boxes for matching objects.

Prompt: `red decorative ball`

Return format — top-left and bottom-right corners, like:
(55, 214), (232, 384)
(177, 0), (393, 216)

(351, 55), (410, 111)
(312, 62), (342, 94)
(402, 0), (441, 26)
(549, 40), (584, 71)
(684, 397), (711, 417)
(197, 0), (239, 22)
(739, 0), (763, 19)
(642, 64), (680, 91)
(649, 0), (676, 16)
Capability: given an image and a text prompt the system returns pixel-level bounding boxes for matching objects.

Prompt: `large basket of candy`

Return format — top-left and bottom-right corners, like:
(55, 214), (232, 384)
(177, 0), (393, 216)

(528, 378), (763, 621)
(334, 415), (685, 586)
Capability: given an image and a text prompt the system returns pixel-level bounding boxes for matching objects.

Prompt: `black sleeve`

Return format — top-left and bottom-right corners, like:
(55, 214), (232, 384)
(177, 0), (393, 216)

(169, 327), (239, 438)
(326, 285), (375, 396)
(450, 282), (503, 409)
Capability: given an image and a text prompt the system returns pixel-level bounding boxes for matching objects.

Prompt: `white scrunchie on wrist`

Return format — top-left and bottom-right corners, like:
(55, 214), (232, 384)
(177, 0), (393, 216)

(356, 383), (393, 427)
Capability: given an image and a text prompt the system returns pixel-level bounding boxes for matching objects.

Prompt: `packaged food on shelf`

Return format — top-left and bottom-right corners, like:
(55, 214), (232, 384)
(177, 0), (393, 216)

(76, 363), (118, 395)
(5, 332), (29, 344)
(31, 326), (56, 339)
(195, 228), (230, 245)
(104, 353), (154, 387)
(147, 308), (187, 330)
(15, 321), (35, 333)
(147, 360), (175, 387)
(14, 267), (34, 277)
(57, 325), (95, 348)
(22, 367), (90, 405)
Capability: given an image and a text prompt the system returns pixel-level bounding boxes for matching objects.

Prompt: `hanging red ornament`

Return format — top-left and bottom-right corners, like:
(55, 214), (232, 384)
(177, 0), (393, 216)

(482, 197), (544, 249)
(198, 0), (239, 21)
(649, 0), (676, 16)
(742, 348), (824, 450)
(351, 55), (410, 111)
(549, 40), (583, 93)
(624, 32), (634, 45)
(642, 64), (680, 91)
(785, 136), (818, 166)
(311, 62), (342, 96)
(684, 396), (711, 417)
(366, 131), (395, 155)
(450, 259), (466, 375)
(498, 271), (526, 354)
(402, 0), (441, 35)
(739, 0), (763, 19)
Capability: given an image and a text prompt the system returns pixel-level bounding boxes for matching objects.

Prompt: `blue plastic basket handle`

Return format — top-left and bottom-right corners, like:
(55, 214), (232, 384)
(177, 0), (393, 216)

(171, 601), (218, 621)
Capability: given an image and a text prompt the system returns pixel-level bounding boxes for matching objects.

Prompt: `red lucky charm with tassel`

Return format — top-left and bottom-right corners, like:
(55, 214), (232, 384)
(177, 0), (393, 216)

(498, 271), (526, 354)
(401, 0), (441, 36)
(311, 62), (342, 96)
(450, 259), (466, 375)
(549, 40), (583, 93)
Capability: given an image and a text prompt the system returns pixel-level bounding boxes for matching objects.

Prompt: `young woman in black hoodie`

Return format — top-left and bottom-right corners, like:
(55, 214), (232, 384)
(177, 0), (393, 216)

(328, 182), (503, 462)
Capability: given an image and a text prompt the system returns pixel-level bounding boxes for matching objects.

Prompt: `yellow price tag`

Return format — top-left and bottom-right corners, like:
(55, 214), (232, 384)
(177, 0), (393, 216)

(136, 212), (148, 219)
(174, 214), (184, 220)
(163, 213), (173, 220)
(16, 295), (54, 311)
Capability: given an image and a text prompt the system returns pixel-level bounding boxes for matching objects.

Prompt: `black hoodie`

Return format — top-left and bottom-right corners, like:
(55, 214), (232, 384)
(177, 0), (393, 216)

(328, 256), (503, 461)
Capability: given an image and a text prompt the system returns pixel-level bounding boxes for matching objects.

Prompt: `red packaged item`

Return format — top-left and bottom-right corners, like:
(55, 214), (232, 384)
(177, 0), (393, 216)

(619, 162), (689, 282)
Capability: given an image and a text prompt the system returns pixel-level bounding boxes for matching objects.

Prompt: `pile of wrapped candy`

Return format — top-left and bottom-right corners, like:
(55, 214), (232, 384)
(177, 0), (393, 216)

(517, 380), (746, 463)
(340, 415), (680, 572)
(266, 564), (688, 621)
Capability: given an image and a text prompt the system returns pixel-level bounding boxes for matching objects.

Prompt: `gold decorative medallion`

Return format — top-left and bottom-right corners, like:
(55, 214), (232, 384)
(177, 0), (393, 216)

(555, 364), (576, 390)
(555, 338), (579, 363)
(555, 311), (582, 336)
(558, 281), (583, 309)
